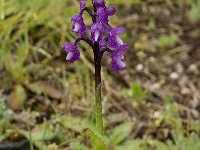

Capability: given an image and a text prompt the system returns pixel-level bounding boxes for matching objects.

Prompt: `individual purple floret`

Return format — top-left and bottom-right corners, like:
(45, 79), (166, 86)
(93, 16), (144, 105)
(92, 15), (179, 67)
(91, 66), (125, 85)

(62, 42), (80, 62)
(71, 15), (86, 36)
(90, 23), (104, 42)
(97, 7), (109, 24)
(110, 50), (126, 71)
(106, 6), (116, 16)
(110, 44), (129, 71)
(62, 0), (129, 71)
(93, 0), (106, 8)
(107, 27), (125, 48)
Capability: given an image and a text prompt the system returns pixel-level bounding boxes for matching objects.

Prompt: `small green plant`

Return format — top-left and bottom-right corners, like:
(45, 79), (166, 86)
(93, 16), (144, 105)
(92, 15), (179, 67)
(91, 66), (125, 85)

(121, 82), (148, 104)
(160, 97), (200, 150)
(0, 94), (12, 141)
(188, 0), (200, 22)
(109, 122), (133, 146)
(158, 34), (178, 48)
(132, 82), (148, 102)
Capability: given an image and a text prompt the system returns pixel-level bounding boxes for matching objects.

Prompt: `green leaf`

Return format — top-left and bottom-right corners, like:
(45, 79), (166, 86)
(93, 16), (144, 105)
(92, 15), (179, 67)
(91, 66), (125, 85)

(25, 81), (63, 99)
(7, 84), (27, 110)
(188, 0), (200, 22)
(81, 119), (95, 131)
(154, 141), (169, 150)
(58, 115), (82, 132)
(158, 34), (178, 48)
(33, 141), (49, 150)
(70, 141), (88, 150)
(191, 121), (200, 135)
(0, 134), (6, 142)
(110, 122), (133, 145)
(20, 123), (56, 150)
(88, 128), (107, 150)
(115, 139), (143, 150)
(22, 124), (56, 141)
(187, 132), (200, 150)
(132, 82), (147, 102)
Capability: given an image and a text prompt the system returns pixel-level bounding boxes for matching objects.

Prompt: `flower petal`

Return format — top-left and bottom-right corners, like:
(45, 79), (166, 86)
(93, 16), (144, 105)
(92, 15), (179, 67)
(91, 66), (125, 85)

(106, 6), (116, 16)
(111, 58), (126, 71)
(116, 36), (123, 45)
(71, 15), (86, 36)
(111, 27), (125, 35)
(95, 31), (100, 41)
(62, 42), (78, 52)
(66, 50), (80, 62)
(80, 1), (86, 10)
(97, 7), (109, 24)
(93, 0), (105, 7)
(107, 27), (127, 48)
(99, 39), (107, 49)
(74, 22), (80, 32)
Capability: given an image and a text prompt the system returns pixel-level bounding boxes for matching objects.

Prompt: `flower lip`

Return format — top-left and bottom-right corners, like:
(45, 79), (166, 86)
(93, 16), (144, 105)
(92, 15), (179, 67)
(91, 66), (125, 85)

(116, 36), (123, 45)
(111, 59), (126, 71)
(62, 42), (80, 62)
(95, 31), (100, 41)
(74, 23), (81, 32)
(66, 50), (80, 62)
(111, 49), (125, 59)
(108, 34), (123, 48)
(110, 48), (127, 71)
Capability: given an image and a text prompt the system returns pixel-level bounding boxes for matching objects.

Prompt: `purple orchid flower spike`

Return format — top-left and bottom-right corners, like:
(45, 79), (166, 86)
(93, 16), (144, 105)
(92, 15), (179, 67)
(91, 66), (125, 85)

(62, 0), (129, 72)
(62, 0), (129, 138)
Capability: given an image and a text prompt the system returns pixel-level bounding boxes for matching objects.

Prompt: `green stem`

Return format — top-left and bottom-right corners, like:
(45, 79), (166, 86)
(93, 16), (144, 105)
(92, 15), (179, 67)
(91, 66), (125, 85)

(95, 61), (103, 135)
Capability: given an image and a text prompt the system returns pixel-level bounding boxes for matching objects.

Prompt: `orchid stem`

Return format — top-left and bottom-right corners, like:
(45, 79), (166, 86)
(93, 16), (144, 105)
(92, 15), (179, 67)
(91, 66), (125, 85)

(95, 63), (103, 135)
(94, 44), (104, 135)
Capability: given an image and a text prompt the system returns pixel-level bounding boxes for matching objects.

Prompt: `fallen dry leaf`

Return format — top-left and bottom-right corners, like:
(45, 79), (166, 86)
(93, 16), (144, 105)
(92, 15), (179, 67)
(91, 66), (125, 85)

(7, 84), (27, 110)
(25, 81), (63, 99)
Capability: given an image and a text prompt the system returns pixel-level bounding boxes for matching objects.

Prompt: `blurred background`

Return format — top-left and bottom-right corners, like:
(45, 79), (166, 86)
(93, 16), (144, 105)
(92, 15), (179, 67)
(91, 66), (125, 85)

(0, 0), (200, 149)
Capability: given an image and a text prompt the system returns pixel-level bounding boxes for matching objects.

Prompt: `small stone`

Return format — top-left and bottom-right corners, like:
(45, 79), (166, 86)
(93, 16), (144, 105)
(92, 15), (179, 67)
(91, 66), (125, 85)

(170, 72), (179, 79)
(189, 64), (199, 74)
(136, 64), (144, 71)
